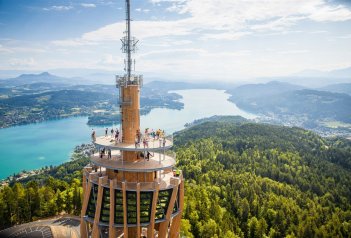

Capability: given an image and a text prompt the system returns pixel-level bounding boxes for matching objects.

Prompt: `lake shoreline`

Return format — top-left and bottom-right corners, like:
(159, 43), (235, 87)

(0, 89), (254, 180)
(0, 143), (94, 186)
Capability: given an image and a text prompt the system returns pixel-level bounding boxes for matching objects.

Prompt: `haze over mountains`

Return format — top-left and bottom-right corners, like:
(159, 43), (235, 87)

(0, 66), (350, 87)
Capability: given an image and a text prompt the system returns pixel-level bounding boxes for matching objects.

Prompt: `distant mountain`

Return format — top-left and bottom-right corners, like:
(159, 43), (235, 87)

(0, 72), (74, 87)
(256, 66), (351, 88)
(252, 89), (351, 123)
(227, 81), (304, 101)
(226, 81), (351, 131)
(294, 66), (351, 78)
(319, 83), (351, 95)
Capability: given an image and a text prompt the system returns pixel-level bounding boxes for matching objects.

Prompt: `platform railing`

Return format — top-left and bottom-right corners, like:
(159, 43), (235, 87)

(90, 151), (176, 171)
(116, 75), (143, 87)
(84, 168), (182, 191)
(93, 132), (174, 152)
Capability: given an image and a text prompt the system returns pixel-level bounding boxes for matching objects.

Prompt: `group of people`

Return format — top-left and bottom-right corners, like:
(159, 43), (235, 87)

(91, 127), (167, 148)
(90, 127), (168, 163)
(105, 127), (121, 142)
(99, 147), (112, 159)
(135, 128), (167, 148)
(91, 128), (121, 142)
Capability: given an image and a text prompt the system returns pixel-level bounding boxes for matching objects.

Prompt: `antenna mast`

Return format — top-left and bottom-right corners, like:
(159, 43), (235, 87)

(119, 0), (140, 84)
(126, 0), (131, 79)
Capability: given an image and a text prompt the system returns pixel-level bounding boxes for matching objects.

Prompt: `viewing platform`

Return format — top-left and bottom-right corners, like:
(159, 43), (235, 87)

(93, 135), (173, 152)
(90, 151), (176, 172)
(83, 167), (182, 191)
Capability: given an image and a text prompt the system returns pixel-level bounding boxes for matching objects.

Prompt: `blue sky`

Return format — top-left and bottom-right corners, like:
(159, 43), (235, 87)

(1, 0), (351, 82)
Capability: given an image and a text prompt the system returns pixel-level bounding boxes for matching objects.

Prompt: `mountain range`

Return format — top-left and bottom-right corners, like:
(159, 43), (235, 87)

(0, 65), (350, 86)
(0, 71), (350, 136)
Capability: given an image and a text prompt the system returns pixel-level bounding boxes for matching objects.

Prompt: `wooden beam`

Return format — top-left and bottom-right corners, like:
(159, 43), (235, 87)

(92, 177), (104, 238)
(169, 179), (184, 238)
(80, 173), (92, 238)
(158, 179), (179, 238)
(147, 182), (159, 238)
(122, 182), (128, 238)
(137, 183), (141, 237)
(109, 179), (116, 238)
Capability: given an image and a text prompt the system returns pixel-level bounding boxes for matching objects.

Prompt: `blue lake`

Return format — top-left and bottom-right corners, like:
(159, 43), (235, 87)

(0, 89), (255, 179)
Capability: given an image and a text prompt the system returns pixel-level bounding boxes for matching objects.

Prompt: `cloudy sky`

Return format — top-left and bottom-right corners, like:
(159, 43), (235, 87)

(1, 0), (351, 81)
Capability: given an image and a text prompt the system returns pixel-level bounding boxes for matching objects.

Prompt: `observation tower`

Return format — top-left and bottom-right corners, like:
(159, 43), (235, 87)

(80, 0), (184, 237)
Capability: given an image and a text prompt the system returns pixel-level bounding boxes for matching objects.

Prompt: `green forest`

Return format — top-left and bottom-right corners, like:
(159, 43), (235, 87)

(175, 117), (351, 237)
(1, 116), (351, 237)
(0, 151), (89, 229)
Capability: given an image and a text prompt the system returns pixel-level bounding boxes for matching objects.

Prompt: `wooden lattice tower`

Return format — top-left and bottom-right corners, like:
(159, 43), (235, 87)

(80, 1), (184, 237)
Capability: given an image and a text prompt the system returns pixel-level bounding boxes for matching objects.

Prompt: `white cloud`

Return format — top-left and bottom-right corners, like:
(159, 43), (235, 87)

(150, 0), (185, 3)
(54, 0), (351, 48)
(138, 48), (207, 58)
(81, 3), (96, 8)
(153, 0), (351, 30)
(276, 50), (310, 55)
(250, 16), (306, 31)
(98, 54), (122, 66)
(135, 8), (150, 13)
(308, 4), (351, 21)
(166, 3), (184, 13)
(43, 5), (73, 11)
(54, 20), (193, 47)
(0, 43), (47, 54)
(202, 31), (252, 40)
(0, 44), (12, 53)
(6, 0), (351, 80)
(52, 39), (99, 47)
(337, 34), (351, 38)
(310, 30), (328, 34)
(9, 57), (36, 67)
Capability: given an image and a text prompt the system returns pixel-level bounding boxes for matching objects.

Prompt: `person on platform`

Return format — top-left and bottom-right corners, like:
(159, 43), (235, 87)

(116, 129), (120, 142)
(107, 148), (112, 159)
(156, 129), (160, 139)
(145, 128), (149, 138)
(136, 129), (141, 143)
(110, 128), (114, 138)
(143, 137), (148, 148)
(163, 137), (166, 147)
(146, 151), (153, 161)
(91, 129), (96, 142)
(150, 129), (155, 140)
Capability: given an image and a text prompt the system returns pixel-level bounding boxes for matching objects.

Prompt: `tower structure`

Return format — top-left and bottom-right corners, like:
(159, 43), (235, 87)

(80, 1), (184, 237)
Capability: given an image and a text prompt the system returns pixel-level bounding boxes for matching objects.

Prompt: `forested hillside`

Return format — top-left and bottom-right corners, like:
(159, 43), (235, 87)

(0, 147), (90, 229)
(174, 118), (351, 237)
(1, 117), (351, 237)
